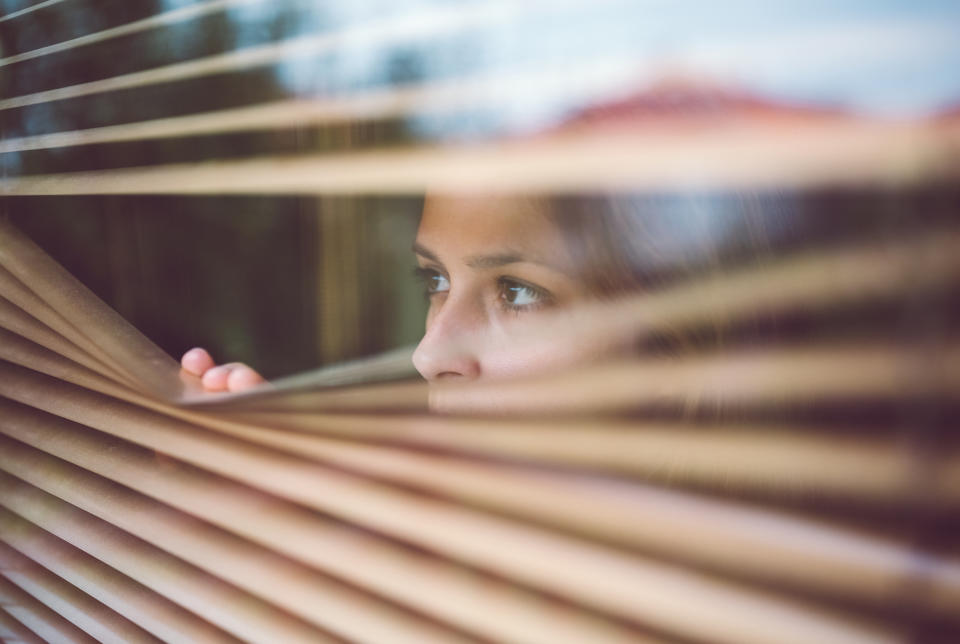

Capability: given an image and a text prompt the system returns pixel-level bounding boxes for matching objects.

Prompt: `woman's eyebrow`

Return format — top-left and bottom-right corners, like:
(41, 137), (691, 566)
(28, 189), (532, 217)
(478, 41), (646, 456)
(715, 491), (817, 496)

(413, 243), (524, 269)
(411, 242), (441, 263)
(467, 252), (575, 276)
(464, 252), (524, 269)
(415, 242), (569, 274)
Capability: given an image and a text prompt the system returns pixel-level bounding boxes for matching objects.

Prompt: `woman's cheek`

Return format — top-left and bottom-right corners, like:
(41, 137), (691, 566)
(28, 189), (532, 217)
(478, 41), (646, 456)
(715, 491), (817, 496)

(475, 326), (616, 380)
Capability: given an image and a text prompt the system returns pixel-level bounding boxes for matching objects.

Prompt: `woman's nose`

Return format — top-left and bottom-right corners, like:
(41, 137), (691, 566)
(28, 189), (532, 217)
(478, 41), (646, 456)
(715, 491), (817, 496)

(412, 298), (482, 381)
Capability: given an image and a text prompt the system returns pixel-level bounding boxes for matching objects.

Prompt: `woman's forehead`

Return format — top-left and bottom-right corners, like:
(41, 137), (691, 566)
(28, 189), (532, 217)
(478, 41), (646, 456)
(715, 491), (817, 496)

(416, 195), (567, 259)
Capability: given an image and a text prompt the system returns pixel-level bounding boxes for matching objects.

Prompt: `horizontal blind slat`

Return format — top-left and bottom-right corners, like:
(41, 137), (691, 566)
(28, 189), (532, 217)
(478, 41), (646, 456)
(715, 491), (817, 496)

(0, 376), (905, 644)
(223, 410), (960, 508)
(0, 508), (239, 643)
(0, 332), (945, 615)
(182, 343), (960, 420)
(0, 266), (141, 390)
(0, 2), (518, 111)
(0, 55), (673, 154)
(0, 438), (508, 644)
(1, 333), (958, 513)
(171, 417), (960, 617)
(0, 298), (137, 388)
(0, 406), (649, 644)
(3, 340), (956, 621)
(0, 607), (48, 644)
(0, 574), (99, 644)
(0, 221), (188, 397)
(0, 472), (342, 644)
(0, 0), (264, 68)
(0, 0), (66, 23)
(3, 120), (957, 194)
(0, 543), (160, 644)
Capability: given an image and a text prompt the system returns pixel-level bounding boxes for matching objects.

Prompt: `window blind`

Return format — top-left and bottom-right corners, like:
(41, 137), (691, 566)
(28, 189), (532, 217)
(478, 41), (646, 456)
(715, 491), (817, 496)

(2, 1), (959, 643)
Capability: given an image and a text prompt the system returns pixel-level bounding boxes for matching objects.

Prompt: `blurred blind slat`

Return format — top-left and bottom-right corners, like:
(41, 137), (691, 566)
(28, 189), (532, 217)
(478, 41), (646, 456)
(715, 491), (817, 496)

(0, 603), (50, 644)
(0, 3), (515, 110)
(0, 56), (658, 155)
(3, 119), (958, 195)
(0, 0), (259, 66)
(0, 572), (99, 644)
(0, 507), (241, 643)
(0, 542), (161, 643)
(1, 217), (958, 640)
(0, 0), (66, 23)
(0, 472), (343, 643)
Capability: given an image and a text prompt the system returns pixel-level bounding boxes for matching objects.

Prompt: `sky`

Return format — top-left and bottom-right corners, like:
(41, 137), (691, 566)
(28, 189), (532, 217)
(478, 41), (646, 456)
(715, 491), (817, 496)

(154, 0), (960, 136)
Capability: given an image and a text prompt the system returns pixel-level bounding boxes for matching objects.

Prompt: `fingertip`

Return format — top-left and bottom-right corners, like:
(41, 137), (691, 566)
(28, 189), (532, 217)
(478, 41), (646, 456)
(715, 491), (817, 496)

(227, 365), (265, 392)
(181, 347), (215, 376)
(201, 364), (231, 392)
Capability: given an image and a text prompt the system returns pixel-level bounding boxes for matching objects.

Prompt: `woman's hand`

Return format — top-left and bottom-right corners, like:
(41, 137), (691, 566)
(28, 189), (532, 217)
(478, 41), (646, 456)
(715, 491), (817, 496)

(180, 347), (265, 393)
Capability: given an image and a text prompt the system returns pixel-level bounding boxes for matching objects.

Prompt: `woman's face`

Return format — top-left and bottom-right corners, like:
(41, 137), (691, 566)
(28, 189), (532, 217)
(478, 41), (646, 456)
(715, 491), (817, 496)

(411, 195), (622, 381)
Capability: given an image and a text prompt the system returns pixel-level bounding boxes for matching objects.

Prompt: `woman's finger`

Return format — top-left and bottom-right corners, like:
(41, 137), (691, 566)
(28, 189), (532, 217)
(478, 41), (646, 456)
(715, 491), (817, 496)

(200, 363), (233, 391)
(182, 349), (264, 392)
(199, 362), (265, 392)
(181, 347), (215, 376)
(227, 364), (266, 392)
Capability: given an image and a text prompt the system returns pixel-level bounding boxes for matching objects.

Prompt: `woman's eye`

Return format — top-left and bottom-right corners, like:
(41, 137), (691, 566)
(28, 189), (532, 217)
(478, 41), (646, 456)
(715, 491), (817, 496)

(414, 267), (450, 295)
(498, 278), (551, 310)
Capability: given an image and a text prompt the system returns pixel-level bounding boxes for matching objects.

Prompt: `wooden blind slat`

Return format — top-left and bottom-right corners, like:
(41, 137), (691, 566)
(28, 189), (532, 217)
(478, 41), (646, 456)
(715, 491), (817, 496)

(0, 221), (188, 397)
(0, 297), (135, 387)
(0, 0), (264, 68)
(170, 420), (960, 616)
(426, 343), (960, 416)
(0, 2), (518, 112)
(223, 410), (960, 509)
(0, 438), (515, 644)
(3, 337), (956, 622)
(0, 572), (102, 644)
(0, 329), (955, 618)
(2, 119), (957, 195)
(0, 410), (652, 644)
(0, 266), (136, 386)
(1, 332), (958, 514)
(0, 0), (66, 23)
(0, 606), (52, 644)
(0, 55), (664, 154)
(0, 472), (342, 644)
(0, 374), (905, 644)
(0, 543), (160, 644)
(0, 508), (239, 643)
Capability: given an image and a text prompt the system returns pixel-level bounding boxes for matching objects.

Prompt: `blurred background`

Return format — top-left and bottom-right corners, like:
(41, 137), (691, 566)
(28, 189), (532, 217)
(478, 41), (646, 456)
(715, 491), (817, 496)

(6, 197), (425, 378)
